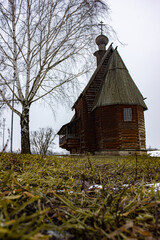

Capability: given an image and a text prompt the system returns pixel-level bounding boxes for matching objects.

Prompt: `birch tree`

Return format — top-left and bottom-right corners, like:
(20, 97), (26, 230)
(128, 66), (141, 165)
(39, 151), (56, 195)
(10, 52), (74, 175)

(0, 0), (109, 154)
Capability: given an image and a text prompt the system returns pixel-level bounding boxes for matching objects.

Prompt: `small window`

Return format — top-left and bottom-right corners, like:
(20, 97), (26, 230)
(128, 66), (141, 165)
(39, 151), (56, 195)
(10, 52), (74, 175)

(124, 108), (132, 121)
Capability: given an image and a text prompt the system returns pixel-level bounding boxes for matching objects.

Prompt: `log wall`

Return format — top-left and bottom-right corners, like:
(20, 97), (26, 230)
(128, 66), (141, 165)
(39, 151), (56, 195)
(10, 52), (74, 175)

(63, 103), (146, 154)
(93, 105), (146, 151)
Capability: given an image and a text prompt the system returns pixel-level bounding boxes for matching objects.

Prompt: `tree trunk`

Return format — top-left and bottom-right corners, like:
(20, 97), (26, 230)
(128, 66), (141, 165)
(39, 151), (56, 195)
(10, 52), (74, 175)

(20, 104), (31, 154)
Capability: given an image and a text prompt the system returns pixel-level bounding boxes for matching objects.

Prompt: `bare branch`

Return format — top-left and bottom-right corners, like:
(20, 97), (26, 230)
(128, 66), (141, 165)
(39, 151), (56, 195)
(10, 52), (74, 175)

(9, 0), (25, 101)
(0, 89), (21, 116)
(0, 0), (109, 153)
(31, 127), (55, 155)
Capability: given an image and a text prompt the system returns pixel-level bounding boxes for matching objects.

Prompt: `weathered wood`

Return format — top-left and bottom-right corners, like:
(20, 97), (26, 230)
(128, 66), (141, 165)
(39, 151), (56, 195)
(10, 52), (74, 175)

(58, 40), (147, 155)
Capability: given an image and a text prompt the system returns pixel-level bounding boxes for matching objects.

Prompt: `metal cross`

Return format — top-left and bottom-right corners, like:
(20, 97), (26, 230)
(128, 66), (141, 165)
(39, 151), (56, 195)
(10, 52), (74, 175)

(98, 21), (105, 35)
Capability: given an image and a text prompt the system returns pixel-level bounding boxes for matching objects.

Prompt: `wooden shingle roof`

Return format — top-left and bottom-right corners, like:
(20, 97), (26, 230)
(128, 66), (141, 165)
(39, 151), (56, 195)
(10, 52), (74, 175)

(92, 49), (147, 110)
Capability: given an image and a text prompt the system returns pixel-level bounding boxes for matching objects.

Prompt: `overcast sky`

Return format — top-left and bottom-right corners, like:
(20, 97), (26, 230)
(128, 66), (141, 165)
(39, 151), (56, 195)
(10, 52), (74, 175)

(1, 0), (160, 152)
(107, 0), (160, 150)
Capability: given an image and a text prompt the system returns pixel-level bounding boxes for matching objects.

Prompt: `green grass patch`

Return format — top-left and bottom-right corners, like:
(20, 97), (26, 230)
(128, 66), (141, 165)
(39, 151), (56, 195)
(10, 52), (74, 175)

(0, 153), (160, 239)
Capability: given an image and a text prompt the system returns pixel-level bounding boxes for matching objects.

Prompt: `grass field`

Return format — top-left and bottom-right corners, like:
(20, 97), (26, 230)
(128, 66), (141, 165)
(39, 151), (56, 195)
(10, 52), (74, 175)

(0, 153), (160, 239)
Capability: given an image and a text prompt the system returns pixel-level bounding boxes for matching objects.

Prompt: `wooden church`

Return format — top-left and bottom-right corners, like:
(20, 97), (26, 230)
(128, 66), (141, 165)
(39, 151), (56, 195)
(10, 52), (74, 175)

(58, 34), (147, 155)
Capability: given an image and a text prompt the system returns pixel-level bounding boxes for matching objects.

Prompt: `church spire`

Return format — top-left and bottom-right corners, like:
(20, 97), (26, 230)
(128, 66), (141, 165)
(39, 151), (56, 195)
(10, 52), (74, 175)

(94, 22), (109, 66)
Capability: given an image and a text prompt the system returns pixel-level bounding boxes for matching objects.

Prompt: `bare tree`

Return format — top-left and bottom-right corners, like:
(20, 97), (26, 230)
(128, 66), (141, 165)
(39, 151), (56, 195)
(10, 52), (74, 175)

(31, 127), (55, 155)
(0, 0), (109, 154)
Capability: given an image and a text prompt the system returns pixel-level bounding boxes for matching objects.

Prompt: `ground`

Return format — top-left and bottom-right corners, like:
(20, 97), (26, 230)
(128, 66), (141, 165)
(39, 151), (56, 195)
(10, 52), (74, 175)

(0, 153), (160, 239)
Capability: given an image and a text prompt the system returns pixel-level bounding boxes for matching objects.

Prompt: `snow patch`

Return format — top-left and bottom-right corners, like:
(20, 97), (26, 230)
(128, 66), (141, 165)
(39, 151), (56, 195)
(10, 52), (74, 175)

(148, 151), (160, 157)
(89, 184), (103, 190)
(146, 183), (160, 191)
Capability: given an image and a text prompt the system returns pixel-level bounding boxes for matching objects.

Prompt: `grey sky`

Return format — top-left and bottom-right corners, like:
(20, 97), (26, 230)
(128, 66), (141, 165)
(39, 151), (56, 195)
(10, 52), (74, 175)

(107, 0), (160, 149)
(2, 0), (160, 152)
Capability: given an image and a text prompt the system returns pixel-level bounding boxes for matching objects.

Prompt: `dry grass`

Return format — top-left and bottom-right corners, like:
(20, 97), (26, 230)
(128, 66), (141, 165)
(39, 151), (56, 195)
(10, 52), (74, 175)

(0, 153), (160, 239)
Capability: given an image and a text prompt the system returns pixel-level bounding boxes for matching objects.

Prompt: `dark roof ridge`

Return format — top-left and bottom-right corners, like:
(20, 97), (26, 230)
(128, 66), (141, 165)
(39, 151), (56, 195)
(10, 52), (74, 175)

(72, 43), (113, 110)
(91, 47), (118, 111)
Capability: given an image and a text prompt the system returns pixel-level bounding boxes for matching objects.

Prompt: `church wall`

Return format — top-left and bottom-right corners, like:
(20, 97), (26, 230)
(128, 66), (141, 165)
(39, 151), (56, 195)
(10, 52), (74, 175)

(118, 105), (139, 149)
(87, 112), (97, 152)
(74, 97), (89, 153)
(118, 105), (146, 150)
(94, 105), (146, 152)
(137, 105), (146, 149)
(60, 102), (146, 154)
(94, 105), (120, 150)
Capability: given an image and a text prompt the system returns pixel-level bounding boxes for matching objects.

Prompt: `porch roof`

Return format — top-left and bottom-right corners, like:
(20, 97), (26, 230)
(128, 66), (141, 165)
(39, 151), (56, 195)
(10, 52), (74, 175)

(57, 115), (79, 135)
